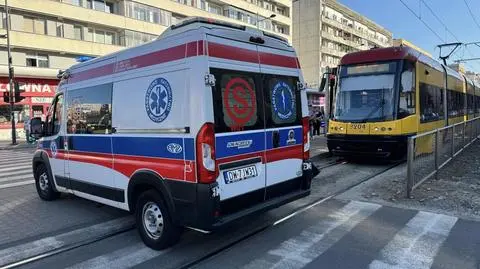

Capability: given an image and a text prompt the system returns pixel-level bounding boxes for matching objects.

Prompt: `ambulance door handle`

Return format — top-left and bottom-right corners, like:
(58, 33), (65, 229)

(272, 130), (280, 148)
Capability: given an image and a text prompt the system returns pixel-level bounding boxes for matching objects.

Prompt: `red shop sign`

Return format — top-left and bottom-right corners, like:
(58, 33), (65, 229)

(0, 78), (58, 97)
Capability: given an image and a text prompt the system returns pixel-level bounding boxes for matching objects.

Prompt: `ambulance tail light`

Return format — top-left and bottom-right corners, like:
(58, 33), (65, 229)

(302, 117), (310, 160)
(196, 123), (218, 183)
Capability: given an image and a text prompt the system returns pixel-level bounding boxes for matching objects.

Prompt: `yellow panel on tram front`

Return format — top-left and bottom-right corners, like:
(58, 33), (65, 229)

(328, 120), (347, 135)
(370, 120), (401, 135)
(346, 122), (369, 135)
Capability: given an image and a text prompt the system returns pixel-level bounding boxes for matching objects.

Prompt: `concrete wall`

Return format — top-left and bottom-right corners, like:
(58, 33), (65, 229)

(293, 0), (322, 88)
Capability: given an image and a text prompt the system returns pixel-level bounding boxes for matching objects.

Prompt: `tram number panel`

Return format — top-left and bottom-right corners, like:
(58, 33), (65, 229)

(350, 123), (366, 130)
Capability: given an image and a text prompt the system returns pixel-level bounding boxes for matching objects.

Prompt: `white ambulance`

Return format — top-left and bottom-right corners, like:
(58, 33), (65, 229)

(29, 17), (314, 249)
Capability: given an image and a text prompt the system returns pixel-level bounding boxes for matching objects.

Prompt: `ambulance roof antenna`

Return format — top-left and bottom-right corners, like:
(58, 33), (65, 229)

(437, 42), (462, 65)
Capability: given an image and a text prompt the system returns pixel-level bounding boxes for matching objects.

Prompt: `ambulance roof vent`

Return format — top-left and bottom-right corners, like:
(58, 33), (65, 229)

(170, 17), (246, 31)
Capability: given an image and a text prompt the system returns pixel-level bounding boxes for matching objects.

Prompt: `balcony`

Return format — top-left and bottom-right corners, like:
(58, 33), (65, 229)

(12, 0), (165, 36)
(139, 0), (291, 41)
(221, 0), (291, 25)
(321, 31), (357, 48)
(0, 30), (124, 57)
(321, 47), (345, 58)
(0, 65), (59, 79)
(323, 16), (390, 48)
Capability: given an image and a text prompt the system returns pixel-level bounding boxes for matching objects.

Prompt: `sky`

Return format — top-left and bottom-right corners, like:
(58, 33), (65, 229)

(338, 0), (480, 73)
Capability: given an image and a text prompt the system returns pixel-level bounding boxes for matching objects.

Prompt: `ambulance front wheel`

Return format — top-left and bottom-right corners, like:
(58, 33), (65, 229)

(135, 190), (182, 250)
(34, 164), (60, 201)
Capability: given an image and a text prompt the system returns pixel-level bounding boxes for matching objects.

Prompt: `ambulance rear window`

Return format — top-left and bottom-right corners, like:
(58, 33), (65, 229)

(264, 75), (301, 126)
(211, 69), (264, 133)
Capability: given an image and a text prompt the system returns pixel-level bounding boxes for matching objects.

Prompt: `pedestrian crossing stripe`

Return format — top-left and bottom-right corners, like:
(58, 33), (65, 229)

(0, 146), (476, 269)
(244, 201), (381, 269)
(0, 149), (34, 189)
(22, 199), (476, 269)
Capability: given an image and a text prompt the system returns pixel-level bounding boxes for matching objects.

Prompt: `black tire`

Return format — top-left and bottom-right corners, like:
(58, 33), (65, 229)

(34, 164), (60, 201)
(135, 190), (182, 250)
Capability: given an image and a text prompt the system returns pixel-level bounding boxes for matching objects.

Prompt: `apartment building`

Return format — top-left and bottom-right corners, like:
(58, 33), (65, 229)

(0, 0), (292, 139)
(293, 0), (392, 90)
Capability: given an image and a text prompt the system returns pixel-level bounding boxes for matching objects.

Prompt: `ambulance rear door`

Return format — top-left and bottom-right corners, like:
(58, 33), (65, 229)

(207, 32), (267, 212)
(258, 37), (304, 199)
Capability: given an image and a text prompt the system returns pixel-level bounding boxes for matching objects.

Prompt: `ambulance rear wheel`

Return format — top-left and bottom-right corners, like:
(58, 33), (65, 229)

(135, 190), (182, 250)
(35, 164), (60, 201)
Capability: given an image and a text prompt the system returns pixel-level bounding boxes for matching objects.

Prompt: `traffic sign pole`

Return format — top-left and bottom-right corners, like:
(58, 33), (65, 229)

(5, 0), (16, 145)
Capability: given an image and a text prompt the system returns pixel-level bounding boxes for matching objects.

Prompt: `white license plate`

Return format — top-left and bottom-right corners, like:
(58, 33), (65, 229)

(223, 165), (258, 184)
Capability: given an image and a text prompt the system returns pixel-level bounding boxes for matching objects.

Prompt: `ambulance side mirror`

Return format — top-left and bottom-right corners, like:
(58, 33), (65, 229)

(30, 117), (44, 139)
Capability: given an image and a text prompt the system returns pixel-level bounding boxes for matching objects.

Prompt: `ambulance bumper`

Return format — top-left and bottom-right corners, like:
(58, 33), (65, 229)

(169, 169), (314, 231)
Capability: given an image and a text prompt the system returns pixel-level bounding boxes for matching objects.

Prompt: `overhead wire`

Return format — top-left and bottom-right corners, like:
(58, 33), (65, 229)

(461, 0), (480, 70)
(462, 0), (480, 32)
(398, 0), (444, 42)
(402, 0), (480, 71)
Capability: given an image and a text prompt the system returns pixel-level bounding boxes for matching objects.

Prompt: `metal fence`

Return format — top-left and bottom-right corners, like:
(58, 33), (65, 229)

(406, 117), (480, 197)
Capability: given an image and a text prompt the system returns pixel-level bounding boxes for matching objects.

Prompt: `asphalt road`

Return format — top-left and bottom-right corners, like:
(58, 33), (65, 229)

(1, 146), (479, 269)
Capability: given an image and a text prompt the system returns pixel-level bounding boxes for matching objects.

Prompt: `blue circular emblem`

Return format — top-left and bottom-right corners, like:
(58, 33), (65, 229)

(272, 81), (295, 120)
(145, 78), (173, 123)
(50, 140), (57, 158)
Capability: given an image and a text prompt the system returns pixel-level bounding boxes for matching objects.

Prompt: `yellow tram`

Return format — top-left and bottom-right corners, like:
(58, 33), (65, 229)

(327, 46), (480, 159)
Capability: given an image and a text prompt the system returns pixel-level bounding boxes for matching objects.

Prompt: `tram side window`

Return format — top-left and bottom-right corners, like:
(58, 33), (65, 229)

(476, 96), (480, 114)
(398, 61), (415, 119)
(419, 83), (443, 123)
(460, 92), (466, 116)
(447, 90), (466, 117)
(467, 94), (474, 114)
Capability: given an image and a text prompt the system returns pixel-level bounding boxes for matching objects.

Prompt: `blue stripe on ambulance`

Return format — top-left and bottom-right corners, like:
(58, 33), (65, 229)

(215, 131), (266, 159)
(40, 136), (195, 161)
(265, 127), (302, 149)
(215, 127), (302, 159)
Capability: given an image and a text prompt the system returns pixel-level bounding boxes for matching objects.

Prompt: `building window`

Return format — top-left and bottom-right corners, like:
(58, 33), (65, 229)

(0, 12), (6, 29)
(23, 17), (34, 32)
(95, 29), (105, 43)
(23, 17), (46, 34)
(70, 0), (82, 6)
(120, 30), (156, 47)
(105, 2), (114, 13)
(94, 0), (105, 11)
(105, 31), (115, 45)
(26, 53), (49, 68)
(85, 27), (93, 41)
(0, 105), (29, 127)
(208, 3), (222, 15)
(56, 22), (64, 38)
(125, 1), (172, 26)
(74, 25), (83, 40)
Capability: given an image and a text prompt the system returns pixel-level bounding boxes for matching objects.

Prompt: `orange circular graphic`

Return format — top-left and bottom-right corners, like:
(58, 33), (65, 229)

(223, 77), (256, 128)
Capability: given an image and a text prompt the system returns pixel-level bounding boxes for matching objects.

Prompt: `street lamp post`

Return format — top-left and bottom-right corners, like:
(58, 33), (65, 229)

(3, 0), (15, 145)
(256, 13), (276, 30)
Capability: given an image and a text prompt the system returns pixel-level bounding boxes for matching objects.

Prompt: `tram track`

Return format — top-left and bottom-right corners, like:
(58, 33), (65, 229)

(2, 161), (403, 269)
(178, 160), (404, 269)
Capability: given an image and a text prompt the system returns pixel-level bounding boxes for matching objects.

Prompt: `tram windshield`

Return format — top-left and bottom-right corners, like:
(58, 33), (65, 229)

(334, 61), (399, 123)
